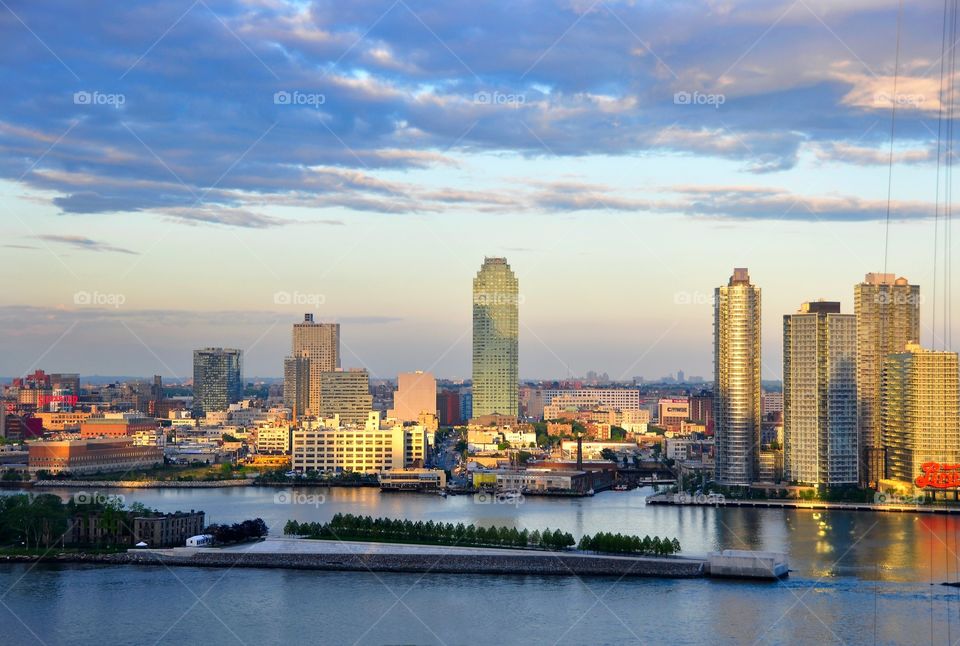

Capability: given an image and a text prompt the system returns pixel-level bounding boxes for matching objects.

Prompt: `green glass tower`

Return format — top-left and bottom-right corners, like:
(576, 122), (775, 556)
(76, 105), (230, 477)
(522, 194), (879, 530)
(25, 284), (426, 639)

(472, 257), (519, 419)
(192, 347), (242, 417)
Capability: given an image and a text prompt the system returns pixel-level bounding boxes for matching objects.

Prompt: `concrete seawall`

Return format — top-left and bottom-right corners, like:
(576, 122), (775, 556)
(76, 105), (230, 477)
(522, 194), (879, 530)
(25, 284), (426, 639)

(120, 550), (705, 577)
(0, 545), (705, 578)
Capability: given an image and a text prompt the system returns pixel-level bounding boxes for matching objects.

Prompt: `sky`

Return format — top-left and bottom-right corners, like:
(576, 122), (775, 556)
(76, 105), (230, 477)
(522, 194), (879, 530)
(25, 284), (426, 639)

(0, 0), (956, 381)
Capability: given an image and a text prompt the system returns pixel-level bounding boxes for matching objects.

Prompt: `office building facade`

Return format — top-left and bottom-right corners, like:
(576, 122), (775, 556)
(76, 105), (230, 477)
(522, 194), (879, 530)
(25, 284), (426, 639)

(319, 369), (373, 426)
(192, 347), (242, 417)
(292, 422), (428, 474)
(288, 314), (340, 416)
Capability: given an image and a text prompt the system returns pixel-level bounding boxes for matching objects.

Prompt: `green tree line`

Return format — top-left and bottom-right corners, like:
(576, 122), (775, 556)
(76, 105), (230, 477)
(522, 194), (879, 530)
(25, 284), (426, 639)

(0, 493), (152, 550)
(284, 513), (577, 550)
(577, 531), (681, 556)
(284, 514), (681, 555)
(0, 493), (70, 550)
(204, 519), (268, 544)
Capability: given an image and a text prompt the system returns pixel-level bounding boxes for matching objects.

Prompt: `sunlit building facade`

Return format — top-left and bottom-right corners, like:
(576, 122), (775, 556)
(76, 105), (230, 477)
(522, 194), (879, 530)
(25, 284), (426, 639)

(472, 257), (519, 419)
(855, 273), (919, 485)
(658, 397), (690, 433)
(783, 301), (858, 485)
(881, 344), (960, 488)
(288, 314), (340, 416)
(28, 437), (163, 475)
(291, 413), (428, 474)
(319, 369), (373, 427)
(387, 371), (437, 422)
(714, 268), (761, 485)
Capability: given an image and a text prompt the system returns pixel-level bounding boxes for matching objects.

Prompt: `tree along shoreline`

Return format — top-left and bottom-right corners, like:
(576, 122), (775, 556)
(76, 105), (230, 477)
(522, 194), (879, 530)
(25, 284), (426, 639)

(285, 514), (681, 556)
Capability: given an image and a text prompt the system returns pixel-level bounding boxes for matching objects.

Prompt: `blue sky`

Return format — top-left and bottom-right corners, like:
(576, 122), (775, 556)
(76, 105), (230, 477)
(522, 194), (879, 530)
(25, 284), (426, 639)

(0, 0), (953, 380)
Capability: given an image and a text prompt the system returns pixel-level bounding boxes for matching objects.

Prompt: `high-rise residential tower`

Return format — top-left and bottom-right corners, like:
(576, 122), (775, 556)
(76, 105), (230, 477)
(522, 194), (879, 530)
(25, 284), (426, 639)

(192, 348), (242, 417)
(714, 268), (762, 485)
(472, 257), (519, 419)
(286, 313), (340, 416)
(854, 273), (919, 485)
(783, 301), (858, 486)
(881, 344), (960, 488)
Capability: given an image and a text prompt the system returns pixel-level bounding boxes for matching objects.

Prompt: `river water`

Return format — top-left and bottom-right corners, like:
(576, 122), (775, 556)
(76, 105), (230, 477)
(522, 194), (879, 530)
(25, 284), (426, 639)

(2, 486), (959, 645)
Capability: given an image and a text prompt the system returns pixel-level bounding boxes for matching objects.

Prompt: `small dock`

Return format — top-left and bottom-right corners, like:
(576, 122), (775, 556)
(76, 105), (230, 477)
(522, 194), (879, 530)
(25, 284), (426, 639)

(706, 550), (789, 580)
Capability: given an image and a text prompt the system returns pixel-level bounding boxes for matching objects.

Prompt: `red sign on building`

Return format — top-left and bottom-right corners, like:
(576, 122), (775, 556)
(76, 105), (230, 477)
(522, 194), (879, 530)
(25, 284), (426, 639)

(915, 462), (960, 489)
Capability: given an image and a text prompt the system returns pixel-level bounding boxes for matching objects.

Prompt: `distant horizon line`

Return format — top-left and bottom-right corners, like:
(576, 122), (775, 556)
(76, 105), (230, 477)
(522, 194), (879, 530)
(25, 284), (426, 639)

(2, 374), (783, 387)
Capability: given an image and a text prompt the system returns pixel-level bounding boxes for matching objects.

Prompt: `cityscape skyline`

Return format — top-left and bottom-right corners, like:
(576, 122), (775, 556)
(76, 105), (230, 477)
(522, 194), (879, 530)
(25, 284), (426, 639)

(5, 3), (960, 642)
(0, 261), (947, 382)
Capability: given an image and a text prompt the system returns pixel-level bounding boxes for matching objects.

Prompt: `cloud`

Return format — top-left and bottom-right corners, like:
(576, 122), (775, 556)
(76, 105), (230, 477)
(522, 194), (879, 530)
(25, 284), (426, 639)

(0, 305), (401, 332)
(159, 206), (293, 228)
(812, 141), (935, 165)
(34, 234), (138, 254)
(336, 316), (403, 325)
(530, 181), (935, 221)
(0, 0), (948, 223)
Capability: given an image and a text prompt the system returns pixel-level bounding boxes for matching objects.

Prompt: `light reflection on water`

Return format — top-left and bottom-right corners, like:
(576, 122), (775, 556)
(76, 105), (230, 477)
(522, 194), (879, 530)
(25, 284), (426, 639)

(7, 485), (960, 583)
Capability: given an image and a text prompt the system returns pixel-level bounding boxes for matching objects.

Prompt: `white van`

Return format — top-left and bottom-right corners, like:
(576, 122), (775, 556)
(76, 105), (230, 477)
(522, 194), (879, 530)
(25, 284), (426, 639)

(186, 534), (214, 547)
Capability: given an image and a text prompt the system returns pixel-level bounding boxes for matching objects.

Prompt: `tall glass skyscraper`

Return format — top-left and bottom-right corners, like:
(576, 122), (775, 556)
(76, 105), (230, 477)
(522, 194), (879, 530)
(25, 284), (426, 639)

(854, 273), (919, 485)
(192, 347), (242, 417)
(783, 301), (858, 485)
(714, 268), (761, 485)
(472, 257), (519, 419)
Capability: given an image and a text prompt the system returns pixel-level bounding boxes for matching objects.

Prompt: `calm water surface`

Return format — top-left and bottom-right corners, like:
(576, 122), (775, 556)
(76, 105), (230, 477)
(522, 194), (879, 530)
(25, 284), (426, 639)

(3, 486), (960, 644)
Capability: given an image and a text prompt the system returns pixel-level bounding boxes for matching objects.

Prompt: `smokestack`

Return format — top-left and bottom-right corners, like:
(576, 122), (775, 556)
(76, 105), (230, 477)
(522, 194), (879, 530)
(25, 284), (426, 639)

(576, 434), (583, 471)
